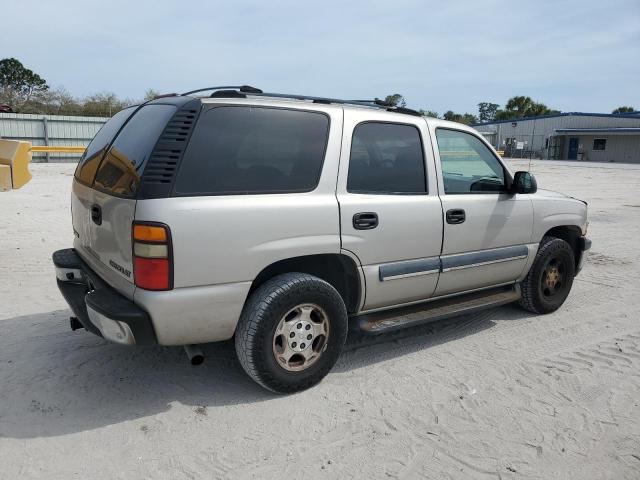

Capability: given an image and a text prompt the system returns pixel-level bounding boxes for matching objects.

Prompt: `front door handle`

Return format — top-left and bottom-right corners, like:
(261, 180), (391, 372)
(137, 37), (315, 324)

(446, 209), (465, 224)
(90, 204), (102, 225)
(353, 212), (378, 230)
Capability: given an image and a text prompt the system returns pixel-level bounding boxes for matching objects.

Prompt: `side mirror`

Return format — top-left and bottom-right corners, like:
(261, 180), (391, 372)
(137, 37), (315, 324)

(511, 171), (537, 194)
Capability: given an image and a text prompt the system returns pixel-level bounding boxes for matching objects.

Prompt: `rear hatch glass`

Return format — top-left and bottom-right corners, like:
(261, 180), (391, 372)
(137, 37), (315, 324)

(71, 104), (177, 295)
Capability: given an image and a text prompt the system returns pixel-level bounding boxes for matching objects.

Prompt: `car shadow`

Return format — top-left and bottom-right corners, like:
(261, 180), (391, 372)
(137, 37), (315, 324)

(0, 304), (535, 439)
(338, 303), (534, 371)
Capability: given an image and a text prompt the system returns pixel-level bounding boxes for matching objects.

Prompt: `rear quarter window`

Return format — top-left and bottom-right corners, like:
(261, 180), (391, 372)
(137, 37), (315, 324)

(74, 106), (135, 185)
(173, 106), (330, 196)
(93, 104), (177, 197)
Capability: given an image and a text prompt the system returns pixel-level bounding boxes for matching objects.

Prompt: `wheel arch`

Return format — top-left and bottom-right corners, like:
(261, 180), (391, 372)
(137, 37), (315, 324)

(248, 254), (363, 314)
(541, 225), (583, 270)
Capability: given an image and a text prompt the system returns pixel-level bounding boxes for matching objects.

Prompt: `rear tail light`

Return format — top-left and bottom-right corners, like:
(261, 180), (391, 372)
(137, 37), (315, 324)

(132, 222), (172, 290)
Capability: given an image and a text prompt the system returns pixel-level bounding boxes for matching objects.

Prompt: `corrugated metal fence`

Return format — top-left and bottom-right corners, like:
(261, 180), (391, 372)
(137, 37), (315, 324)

(0, 113), (108, 162)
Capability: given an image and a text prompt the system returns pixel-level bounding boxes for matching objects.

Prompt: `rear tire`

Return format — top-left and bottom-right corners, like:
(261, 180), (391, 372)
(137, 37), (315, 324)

(235, 273), (348, 393)
(520, 236), (575, 314)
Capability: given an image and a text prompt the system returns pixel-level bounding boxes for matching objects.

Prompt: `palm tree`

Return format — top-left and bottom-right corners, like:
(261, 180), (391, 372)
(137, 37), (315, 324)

(495, 96), (552, 120)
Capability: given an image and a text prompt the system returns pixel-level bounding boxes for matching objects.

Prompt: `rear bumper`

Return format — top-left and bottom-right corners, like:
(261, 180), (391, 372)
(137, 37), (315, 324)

(576, 236), (592, 274)
(53, 248), (157, 345)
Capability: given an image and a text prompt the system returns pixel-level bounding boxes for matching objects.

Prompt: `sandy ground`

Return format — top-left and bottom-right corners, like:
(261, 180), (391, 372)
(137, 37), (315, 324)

(0, 161), (639, 480)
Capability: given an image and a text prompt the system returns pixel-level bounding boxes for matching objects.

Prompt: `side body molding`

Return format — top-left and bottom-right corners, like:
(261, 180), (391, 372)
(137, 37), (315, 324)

(378, 245), (531, 280)
(379, 257), (440, 281)
(440, 245), (529, 272)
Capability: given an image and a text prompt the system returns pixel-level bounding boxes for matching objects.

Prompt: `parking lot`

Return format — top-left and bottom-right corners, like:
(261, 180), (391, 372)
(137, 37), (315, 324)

(1, 160), (639, 479)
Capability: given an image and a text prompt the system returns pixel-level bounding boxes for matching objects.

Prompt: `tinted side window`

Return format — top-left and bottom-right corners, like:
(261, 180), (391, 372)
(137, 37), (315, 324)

(173, 106), (329, 195)
(347, 122), (426, 194)
(93, 104), (177, 197)
(74, 106), (135, 185)
(435, 129), (506, 194)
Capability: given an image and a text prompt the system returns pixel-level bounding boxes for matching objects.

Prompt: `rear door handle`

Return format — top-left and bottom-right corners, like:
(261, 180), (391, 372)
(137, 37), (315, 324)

(446, 209), (465, 224)
(353, 212), (378, 230)
(90, 204), (102, 225)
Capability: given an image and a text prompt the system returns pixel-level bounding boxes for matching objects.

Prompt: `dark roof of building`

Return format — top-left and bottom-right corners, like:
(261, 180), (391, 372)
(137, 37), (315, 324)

(472, 111), (640, 127)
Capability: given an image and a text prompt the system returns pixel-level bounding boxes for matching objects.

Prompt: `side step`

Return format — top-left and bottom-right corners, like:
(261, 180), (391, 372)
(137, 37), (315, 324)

(357, 285), (521, 334)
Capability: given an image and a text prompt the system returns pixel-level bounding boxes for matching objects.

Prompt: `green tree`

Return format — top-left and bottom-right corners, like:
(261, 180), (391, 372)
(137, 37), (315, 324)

(419, 109), (439, 118)
(443, 110), (478, 125)
(477, 102), (499, 122)
(612, 106), (635, 114)
(384, 94), (406, 108)
(0, 57), (49, 108)
(461, 113), (478, 125)
(494, 96), (552, 120)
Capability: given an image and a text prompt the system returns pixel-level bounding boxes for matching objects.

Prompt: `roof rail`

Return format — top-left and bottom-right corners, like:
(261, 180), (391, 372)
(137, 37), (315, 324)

(348, 98), (394, 107)
(182, 86), (423, 116)
(389, 106), (423, 117)
(251, 91), (383, 109)
(181, 85), (263, 96)
(349, 99), (423, 116)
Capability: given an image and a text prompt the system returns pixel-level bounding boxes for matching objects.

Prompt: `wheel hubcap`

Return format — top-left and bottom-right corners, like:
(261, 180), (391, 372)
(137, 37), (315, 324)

(272, 304), (329, 372)
(542, 257), (565, 297)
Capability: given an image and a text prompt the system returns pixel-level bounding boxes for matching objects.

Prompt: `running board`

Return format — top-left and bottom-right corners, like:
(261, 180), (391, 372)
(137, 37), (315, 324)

(357, 285), (521, 334)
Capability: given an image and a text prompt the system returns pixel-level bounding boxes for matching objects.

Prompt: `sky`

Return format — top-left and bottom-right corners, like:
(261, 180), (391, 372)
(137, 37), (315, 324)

(2, 0), (639, 115)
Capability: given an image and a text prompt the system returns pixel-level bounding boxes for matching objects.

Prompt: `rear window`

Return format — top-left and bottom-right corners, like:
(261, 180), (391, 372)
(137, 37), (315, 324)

(74, 106), (135, 185)
(173, 106), (329, 196)
(93, 104), (177, 197)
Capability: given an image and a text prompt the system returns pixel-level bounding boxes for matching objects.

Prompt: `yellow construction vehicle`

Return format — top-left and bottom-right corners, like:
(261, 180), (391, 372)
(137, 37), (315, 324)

(0, 140), (85, 191)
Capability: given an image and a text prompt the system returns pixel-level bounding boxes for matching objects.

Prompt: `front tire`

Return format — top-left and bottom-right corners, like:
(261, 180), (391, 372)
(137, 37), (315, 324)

(520, 236), (575, 314)
(235, 273), (348, 393)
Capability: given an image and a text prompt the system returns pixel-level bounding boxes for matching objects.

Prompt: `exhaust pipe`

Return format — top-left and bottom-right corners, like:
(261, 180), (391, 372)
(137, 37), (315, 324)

(184, 345), (204, 366)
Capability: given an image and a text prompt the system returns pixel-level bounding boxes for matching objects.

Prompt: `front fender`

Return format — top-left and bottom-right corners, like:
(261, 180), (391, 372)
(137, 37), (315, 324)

(531, 196), (588, 242)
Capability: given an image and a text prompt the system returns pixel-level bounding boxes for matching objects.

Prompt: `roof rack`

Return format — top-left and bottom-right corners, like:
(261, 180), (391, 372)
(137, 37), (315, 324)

(180, 85), (263, 96)
(346, 98), (422, 116)
(348, 98), (394, 108)
(181, 86), (423, 116)
(252, 91), (379, 108)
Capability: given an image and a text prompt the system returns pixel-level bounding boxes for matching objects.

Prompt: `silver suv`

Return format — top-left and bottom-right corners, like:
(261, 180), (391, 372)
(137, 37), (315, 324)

(53, 86), (591, 393)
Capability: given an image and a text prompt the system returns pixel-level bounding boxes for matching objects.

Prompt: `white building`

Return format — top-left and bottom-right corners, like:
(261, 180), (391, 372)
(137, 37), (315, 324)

(473, 112), (640, 163)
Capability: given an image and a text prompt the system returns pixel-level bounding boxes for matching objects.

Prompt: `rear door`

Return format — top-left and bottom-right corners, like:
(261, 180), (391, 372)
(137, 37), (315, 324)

(72, 104), (178, 297)
(337, 110), (443, 311)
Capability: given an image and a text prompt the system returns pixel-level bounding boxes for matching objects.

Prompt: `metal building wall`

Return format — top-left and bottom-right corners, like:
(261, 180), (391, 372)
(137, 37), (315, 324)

(475, 114), (640, 159)
(562, 135), (640, 163)
(0, 113), (108, 162)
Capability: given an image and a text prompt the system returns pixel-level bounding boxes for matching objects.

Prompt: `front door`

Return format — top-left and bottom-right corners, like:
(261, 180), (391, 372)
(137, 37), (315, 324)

(431, 127), (534, 296)
(568, 137), (579, 160)
(337, 111), (443, 311)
